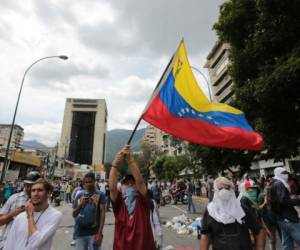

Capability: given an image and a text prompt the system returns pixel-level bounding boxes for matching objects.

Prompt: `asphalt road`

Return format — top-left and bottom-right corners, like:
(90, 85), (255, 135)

(52, 197), (207, 250)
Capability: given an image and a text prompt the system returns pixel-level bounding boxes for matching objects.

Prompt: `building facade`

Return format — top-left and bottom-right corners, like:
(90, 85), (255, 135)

(143, 124), (185, 156)
(204, 41), (300, 175)
(57, 98), (107, 167)
(204, 41), (232, 103)
(0, 124), (24, 150)
(143, 125), (162, 148)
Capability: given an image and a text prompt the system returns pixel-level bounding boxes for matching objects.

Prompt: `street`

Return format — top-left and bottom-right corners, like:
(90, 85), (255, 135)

(52, 197), (206, 250)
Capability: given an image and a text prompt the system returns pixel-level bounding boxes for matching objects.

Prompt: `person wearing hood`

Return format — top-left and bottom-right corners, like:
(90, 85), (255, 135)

(240, 179), (267, 249)
(109, 145), (155, 250)
(200, 177), (264, 250)
(270, 167), (300, 250)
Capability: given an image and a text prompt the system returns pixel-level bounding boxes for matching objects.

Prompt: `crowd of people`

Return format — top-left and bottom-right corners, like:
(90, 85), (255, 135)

(200, 168), (300, 250)
(1, 144), (300, 250)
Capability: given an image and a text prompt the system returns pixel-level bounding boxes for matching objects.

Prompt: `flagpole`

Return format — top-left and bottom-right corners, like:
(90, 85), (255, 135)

(127, 116), (143, 144)
(126, 54), (176, 145)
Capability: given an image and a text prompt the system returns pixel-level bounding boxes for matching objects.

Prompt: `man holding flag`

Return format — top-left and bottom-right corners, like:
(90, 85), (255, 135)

(109, 145), (156, 250)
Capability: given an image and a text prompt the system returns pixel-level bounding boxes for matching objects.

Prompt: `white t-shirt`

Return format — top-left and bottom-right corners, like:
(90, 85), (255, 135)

(4, 206), (62, 250)
(98, 182), (106, 193)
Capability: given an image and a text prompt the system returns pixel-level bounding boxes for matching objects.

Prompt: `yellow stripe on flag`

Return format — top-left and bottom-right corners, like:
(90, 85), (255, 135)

(172, 41), (242, 115)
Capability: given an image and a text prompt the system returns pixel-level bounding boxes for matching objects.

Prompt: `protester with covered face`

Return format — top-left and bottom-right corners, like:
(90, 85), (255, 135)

(200, 177), (264, 250)
(270, 167), (300, 249)
(109, 144), (155, 250)
(240, 178), (267, 249)
(0, 171), (40, 249)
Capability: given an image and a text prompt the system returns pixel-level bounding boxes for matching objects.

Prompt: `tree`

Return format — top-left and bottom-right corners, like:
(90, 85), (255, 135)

(187, 144), (255, 177)
(152, 156), (166, 180)
(213, 0), (300, 160)
(133, 143), (162, 180)
(163, 156), (179, 180)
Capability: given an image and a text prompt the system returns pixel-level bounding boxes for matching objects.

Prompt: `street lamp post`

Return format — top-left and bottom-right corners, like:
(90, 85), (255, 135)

(191, 66), (213, 101)
(0, 55), (68, 183)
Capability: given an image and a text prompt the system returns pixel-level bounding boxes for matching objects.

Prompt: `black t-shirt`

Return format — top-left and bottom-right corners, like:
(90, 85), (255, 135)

(201, 206), (262, 250)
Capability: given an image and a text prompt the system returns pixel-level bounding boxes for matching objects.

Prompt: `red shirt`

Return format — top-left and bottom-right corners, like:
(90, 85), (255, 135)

(112, 191), (156, 250)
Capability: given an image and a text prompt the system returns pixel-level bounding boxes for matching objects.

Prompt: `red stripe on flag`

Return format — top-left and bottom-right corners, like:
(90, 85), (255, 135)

(142, 96), (263, 151)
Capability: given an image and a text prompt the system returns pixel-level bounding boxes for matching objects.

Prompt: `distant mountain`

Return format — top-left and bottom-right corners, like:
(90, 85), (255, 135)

(105, 128), (146, 163)
(22, 140), (47, 149)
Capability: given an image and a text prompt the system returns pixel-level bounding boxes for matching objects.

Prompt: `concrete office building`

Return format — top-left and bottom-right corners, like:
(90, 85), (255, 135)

(57, 98), (107, 166)
(0, 124), (24, 150)
(204, 41), (232, 103)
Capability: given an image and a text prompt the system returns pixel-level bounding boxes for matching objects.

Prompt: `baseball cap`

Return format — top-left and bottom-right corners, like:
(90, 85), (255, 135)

(121, 174), (135, 184)
(24, 171), (41, 184)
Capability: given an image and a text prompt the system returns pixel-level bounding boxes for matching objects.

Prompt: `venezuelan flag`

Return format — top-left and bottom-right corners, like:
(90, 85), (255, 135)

(142, 41), (263, 151)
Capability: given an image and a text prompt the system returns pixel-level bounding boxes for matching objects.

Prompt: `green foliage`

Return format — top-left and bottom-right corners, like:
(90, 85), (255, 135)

(213, 0), (300, 160)
(132, 143), (163, 180)
(188, 144), (255, 177)
(152, 154), (191, 181)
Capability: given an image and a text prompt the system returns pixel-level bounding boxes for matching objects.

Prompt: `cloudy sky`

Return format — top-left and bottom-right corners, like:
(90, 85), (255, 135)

(0, 0), (223, 146)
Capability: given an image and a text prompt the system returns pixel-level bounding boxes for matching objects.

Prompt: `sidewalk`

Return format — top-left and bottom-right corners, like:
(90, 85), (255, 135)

(192, 195), (208, 203)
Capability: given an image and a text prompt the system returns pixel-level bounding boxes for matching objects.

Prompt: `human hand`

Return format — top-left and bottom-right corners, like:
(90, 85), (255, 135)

(13, 205), (25, 217)
(91, 194), (99, 205)
(79, 196), (89, 207)
(25, 201), (34, 216)
(122, 145), (133, 162)
(112, 150), (125, 168)
(94, 233), (103, 246)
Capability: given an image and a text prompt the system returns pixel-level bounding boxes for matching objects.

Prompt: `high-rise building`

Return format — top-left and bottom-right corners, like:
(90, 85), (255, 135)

(143, 125), (185, 156)
(143, 125), (162, 148)
(0, 124), (24, 150)
(204, 41), (232, 103)
(57, 98), (107, 166)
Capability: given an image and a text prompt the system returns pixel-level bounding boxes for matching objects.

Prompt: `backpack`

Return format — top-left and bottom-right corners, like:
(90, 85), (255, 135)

(76, 194), (99, 228)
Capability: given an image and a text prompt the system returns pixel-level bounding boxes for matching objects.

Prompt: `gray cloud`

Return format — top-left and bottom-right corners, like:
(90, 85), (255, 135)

(28, 61), (109, 88)
(0, 0), (223, 145)
(77, 0), (222, 57)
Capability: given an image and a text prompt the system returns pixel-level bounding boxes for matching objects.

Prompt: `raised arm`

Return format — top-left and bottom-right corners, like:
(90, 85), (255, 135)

(109, 151), (124, 202)
(123, 145), (147, 197)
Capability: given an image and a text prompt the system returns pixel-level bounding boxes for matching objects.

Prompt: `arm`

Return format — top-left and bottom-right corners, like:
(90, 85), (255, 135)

(72, 196), (88, 218)
(241, 198), (265, 249)
(255, 229), (265, 250)
(200, 235), (209, 250)
(27, 213), (62, 249)
(109, 151), (124, 202)
(0, 207), (24, 226)
(124, 145), (147, 197)
(72, 205), (81, 218)
(274, 182), (300, 207)
(94, 203), (106, 246)
(0, 196), (25, 226)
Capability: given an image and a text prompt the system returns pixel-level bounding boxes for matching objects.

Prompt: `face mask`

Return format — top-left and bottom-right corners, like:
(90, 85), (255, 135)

(218, 189), (233, 201)
(281, 174), (288, 182)
(247, 188), (258, 199)
(124, 186), (137, 215)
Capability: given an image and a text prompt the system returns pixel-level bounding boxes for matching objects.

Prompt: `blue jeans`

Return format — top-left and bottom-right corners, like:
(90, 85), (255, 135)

(76, 235), (101, 250)
(187, 193), (196, 213)
(278, 220), (300, 250)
